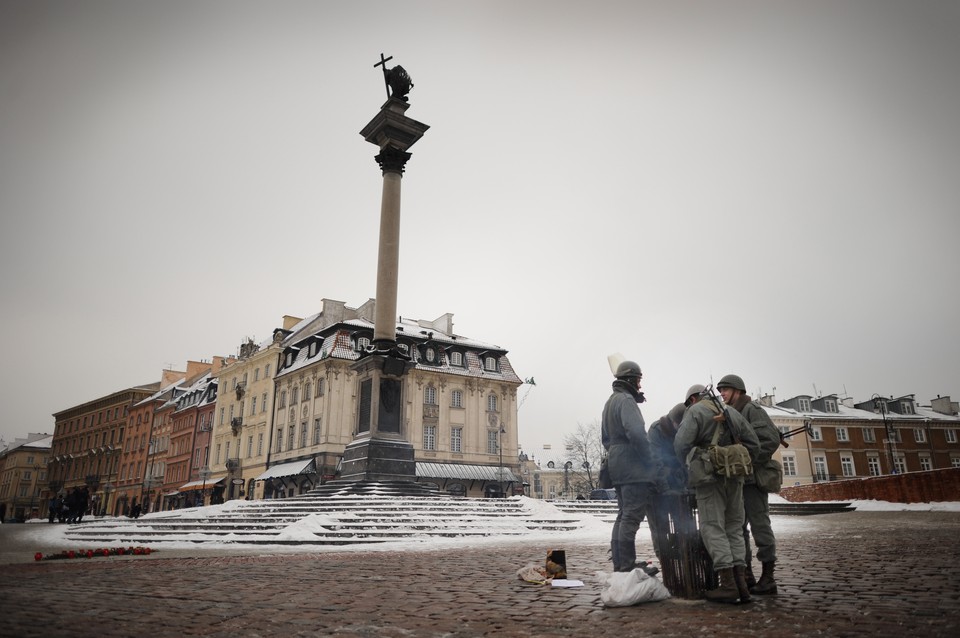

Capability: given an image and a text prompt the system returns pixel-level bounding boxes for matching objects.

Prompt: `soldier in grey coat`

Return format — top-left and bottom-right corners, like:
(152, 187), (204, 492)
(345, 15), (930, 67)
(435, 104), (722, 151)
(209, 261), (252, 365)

(717, 374), (783, 595)
(675, 387), (760, 603)
(601, 360), (657, 573)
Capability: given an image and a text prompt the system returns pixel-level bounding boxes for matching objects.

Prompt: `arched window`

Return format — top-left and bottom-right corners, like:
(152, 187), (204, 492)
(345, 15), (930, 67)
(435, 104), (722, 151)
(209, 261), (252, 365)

(484, 356), (497, 372)
(450, 351), (463, 367)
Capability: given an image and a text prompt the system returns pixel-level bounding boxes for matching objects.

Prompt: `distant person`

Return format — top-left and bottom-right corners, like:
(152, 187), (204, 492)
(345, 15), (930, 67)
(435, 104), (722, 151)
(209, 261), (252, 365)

(601, 360), (658, 575)
(75, 487), (90, 523)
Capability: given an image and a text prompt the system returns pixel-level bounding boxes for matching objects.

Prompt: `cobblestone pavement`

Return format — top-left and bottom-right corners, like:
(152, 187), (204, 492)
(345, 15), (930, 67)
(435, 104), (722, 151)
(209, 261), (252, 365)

(1, 511), (959, 637)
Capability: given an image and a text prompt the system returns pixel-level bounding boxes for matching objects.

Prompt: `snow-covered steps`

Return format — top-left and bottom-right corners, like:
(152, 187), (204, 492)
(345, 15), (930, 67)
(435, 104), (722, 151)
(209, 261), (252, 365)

(62, 494), (592, 546)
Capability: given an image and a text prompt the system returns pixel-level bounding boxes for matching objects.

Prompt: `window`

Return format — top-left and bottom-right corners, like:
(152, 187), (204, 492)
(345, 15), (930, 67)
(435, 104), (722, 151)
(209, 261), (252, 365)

(862, 428), (875, 443)
(22, 470), (31, 481)
(303, 382), (312, 401)
(251, 396), (257, 414)
(450, 351), (463, 366)
(813, 456), (827, 481)
(316, 379), (324, 397)
(952, 457), (960, 468)
(868, 456), (881, 476)
(900, 401), (915, 415)
(276, 430), (283, 453)
(782, 454), (797, 476)
(484, 356), (497, 372)
(357, 336), (370, 352)
(261, 393), (267, 413)
(451, 390), (463, 408)
(840, 454), (855, 477)
(247, 435), (253, 458)
(451, 427), (462, 453)
(809, 426), (822, 441)
(487, 394), (498, 412)
(425, 347), (436, 363)
(891, 429), (902, 443)
(224, 441), (230, 462)
(914, 428), (926, 443)
(947, 429), (958, 444)
(265, 364), (271, 377)
(919, 456), (932, 471)
(487, 430), (498, 454)
(287, 426), (295, 451)
(824, 399), (838, 413)
(894, 455), (906, 474)
(254, 368), (260, 382)
(300, 423), (308, 448)
(423, 425), (436, 451)
(215, 444), (221, 464)
(279, 391), (286, 408)
(291, 386), (299, 404)
(257, 433), (263, 457)
(798, 398), (811, 412)
(219, 408), (224, 425)
(313, 418), (321, 445)
(836, 427), (849, 442)
(424, 386), (437, 405)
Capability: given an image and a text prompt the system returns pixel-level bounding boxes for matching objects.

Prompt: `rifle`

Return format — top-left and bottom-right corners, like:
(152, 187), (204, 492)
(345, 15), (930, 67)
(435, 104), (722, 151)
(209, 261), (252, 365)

(778, 422), (814, 448)
(701, 384), (742, 444)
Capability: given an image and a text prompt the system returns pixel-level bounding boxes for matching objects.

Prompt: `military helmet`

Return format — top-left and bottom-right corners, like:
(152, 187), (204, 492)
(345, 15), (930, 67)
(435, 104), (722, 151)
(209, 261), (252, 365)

(716, 374), (746, 392)
(614, 360), (642, 379)
(685, 384), (705, 401)
(667, 402), (686, 426)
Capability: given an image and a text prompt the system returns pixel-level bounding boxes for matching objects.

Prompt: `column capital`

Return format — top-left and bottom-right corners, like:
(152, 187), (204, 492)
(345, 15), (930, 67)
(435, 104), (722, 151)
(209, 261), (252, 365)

(374, 147), (413, 175)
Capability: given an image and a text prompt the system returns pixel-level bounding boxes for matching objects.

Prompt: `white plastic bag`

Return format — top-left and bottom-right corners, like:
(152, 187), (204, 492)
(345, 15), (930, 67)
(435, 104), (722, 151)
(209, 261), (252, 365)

(596, 569), (671, 607)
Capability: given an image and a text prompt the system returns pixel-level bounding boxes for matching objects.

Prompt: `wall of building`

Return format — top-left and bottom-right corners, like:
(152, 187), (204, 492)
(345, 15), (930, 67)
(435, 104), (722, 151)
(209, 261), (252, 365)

(780, 467), (960, 503)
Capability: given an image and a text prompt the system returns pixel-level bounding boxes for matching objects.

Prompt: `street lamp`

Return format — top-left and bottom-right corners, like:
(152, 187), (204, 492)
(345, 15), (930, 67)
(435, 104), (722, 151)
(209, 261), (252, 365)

(31, 464), (40, 519)
(198, 466), (212, 507)
(498, 427), (506, 498)
(872, 393), (896, 474)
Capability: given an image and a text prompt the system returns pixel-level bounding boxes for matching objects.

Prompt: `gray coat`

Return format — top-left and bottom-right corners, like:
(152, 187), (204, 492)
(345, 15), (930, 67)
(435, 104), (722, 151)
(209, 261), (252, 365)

(740, 400), (782, 484)
(674, 399), (761, 467)
(601, 382), (655, 485)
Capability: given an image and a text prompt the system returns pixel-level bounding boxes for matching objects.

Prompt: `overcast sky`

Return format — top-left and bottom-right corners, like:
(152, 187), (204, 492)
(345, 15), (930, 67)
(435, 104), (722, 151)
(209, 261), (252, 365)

(2, 1), (958, 460)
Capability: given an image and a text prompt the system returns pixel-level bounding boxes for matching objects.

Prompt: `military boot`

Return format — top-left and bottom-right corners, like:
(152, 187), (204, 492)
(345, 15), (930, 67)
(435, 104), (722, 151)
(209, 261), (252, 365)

(704, 568), (740, 604)
(751, 561), (778, 595)
(745, 562), (757, 589)
(733, 565), (752, 603)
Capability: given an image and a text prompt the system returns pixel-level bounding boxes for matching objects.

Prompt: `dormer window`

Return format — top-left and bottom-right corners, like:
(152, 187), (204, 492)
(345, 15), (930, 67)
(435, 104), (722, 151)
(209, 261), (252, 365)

(900, 401), (915, 415)
(450, 351), (463, 367)
(308, 341), (318, 357)
(425, 347), (436, 363)
(798, 398), (811, 412)
(398, 343), (409, 354)
(357, 336), (370, 352)
(484, 356), (498, 372)
(825, 399), (838, 413)
(285, 352), (294, 367)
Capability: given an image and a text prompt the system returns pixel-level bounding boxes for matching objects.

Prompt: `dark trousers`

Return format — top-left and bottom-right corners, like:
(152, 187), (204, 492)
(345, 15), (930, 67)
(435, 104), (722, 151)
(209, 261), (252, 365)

(611, 482), (653, 571)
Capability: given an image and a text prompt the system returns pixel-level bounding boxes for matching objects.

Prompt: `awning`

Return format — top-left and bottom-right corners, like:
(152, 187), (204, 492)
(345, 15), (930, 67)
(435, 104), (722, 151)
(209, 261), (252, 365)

(416, 462), (521, 483)
(254, 458), (315, 481)
(177, 477), (225, 492)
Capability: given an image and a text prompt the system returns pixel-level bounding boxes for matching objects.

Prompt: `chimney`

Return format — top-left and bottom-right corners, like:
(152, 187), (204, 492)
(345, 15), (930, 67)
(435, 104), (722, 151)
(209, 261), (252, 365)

(282, 315), (304, 331)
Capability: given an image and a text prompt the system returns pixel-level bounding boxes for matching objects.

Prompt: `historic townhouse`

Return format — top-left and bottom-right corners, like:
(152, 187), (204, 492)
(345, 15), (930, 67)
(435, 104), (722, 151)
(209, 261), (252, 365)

(115, 374), (183, 514)
(209, 299), (390, 500)
(50, 384), (160, 517)
(764, 393), (960, 486)
(263, 299), (523, 499)
(0, 434), (51, 522)
(166, 372), (219, 507)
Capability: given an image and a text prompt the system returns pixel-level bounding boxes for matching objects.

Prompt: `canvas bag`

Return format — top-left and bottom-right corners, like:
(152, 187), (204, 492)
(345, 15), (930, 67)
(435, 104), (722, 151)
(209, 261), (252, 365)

(686, 403), (753, 486)
(754, 457), (783, 492)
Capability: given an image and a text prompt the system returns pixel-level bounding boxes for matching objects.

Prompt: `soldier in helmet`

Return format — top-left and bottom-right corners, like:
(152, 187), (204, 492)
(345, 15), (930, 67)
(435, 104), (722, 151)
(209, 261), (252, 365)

(684, 384), (706, 408)
(675, 382), (760, 603)
(646, 402), (689, 562)
(601, 360), (658, 573)
(716, 374), (782, 595)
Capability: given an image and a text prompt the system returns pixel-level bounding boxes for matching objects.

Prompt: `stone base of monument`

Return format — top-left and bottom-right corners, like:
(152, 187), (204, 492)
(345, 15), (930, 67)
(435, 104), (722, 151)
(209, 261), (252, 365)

(648, 492), (717, 599)
(339, 437), (416, 482)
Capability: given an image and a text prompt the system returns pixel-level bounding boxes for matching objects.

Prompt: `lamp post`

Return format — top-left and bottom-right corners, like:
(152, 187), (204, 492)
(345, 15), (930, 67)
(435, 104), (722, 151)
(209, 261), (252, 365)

(873, 394), (896, 474)
(198, 466), (211, 507)
(31, 464), (40, 519)
(498, 427), (505, 498)
(563, 461), (572, 499)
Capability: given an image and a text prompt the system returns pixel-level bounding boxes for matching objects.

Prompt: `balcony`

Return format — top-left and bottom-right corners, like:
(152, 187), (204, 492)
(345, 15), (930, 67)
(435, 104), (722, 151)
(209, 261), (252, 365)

(230, 417), (243, 435)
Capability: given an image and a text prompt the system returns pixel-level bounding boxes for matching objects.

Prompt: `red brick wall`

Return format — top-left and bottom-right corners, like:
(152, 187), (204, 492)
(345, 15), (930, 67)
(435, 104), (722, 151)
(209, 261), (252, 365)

(780, 468), (960, 503)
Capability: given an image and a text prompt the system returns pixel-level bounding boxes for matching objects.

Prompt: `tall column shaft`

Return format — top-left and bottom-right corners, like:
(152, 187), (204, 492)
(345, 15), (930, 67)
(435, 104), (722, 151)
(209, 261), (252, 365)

(374, 171), (402, 345)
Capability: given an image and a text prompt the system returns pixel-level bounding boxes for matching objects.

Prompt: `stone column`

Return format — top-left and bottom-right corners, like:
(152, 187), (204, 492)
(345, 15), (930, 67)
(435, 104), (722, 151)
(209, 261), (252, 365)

(340, 95), (428, 483)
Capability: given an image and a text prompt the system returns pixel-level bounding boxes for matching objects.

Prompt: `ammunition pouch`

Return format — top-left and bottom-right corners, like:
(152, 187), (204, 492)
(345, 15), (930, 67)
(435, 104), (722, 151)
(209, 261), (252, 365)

(754, 458), (783, 493)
